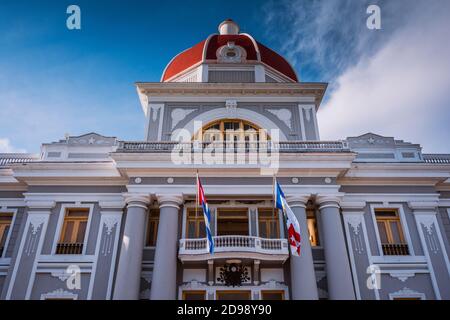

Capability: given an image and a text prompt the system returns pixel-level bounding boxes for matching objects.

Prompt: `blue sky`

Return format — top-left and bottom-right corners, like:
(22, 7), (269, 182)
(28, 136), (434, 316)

(1, 0), (449, 153)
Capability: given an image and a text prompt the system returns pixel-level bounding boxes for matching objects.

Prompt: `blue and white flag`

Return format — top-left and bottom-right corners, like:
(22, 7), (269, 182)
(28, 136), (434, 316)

(275, 180), (301, 256)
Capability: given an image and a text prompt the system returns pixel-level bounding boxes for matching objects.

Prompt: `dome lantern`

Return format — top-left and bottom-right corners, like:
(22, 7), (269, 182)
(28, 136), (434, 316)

(218, 19), (240, 35)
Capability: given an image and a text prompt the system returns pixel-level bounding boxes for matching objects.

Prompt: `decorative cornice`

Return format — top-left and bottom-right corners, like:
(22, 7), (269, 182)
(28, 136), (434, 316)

(136, 82), (327, 101)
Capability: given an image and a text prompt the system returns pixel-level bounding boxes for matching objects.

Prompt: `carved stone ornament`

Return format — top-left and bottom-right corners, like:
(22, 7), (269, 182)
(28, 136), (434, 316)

(216, 263), (250, 287)
(216, 42), (247, 63)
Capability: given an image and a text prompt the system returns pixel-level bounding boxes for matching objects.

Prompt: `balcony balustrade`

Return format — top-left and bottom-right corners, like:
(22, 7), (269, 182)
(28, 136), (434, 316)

(381, 243), (410, 256)
(179, 235), (288, 261)
(117, 140), (350, 153)
(55, 242), (84, 255)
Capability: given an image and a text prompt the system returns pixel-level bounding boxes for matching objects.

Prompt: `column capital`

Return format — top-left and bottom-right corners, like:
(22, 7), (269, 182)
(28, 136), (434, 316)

(99, 200), (126, 210)
(286, 195), (310, 208)
(123, 193), (151, 209)
(25, 200), (56, 211)
(316, 195), (341, 210)
(156, 194), (184, 209)
(408, 201), (438, 214)
(340, 201), (366, 211)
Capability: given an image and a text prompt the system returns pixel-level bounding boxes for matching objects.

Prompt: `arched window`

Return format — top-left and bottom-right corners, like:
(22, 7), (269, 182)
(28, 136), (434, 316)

(194, 119), (269, 142)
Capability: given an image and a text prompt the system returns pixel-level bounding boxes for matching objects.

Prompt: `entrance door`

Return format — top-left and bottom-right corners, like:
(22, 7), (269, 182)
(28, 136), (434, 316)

(216, 291), (252, 300)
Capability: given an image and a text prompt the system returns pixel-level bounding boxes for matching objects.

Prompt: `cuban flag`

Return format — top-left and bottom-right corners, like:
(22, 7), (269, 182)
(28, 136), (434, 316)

(197, 175), (214, 254)
(275, 180), (301, 256)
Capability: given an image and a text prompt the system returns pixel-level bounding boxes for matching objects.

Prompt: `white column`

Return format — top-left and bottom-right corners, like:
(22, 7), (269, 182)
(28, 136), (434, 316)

(287, 195), (319, 300)
(317, 196), (355, 300)
(113, 194), (150, 300)
(150, 194), (183, 300)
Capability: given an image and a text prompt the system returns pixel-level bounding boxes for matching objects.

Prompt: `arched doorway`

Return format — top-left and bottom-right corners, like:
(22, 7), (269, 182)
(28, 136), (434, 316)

(193, 119), (270, 143)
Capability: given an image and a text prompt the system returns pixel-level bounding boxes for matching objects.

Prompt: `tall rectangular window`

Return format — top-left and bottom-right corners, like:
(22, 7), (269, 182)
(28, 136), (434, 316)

(146, 209), (160, 246)
(375, 209), (409, 255)
(258, 208), (280, 239)
(307, 209), (320, 247)
(186, 209), (206, 239)
(56, 208), (89, 254)
(0, 212), (14, 257)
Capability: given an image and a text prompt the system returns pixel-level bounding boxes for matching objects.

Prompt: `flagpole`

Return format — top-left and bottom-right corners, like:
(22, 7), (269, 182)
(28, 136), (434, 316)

(195, 170), (199, 218)
(272, 174), (276, 217)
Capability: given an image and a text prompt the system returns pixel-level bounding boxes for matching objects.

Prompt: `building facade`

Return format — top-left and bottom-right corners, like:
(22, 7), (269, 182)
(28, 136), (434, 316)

(1, 20), (450, 300)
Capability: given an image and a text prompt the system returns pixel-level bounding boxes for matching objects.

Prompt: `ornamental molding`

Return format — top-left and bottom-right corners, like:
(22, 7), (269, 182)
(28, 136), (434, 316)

(30, 215), (47, 235)
(419, 216), (435, 235)
(389, 272), (415, 282)
(156, 194), (184, 207)
(103, 215), (120, 235)
(225, 100), (238, 117)
(137, 83), (327, 99)
(267, 108), (292, 129)
(346, 214), (363, 235)
(51, 271), (70, 282)
(388, 287), (425, 300)
(286, 195), (310, 207)
(25, 200), (56, 210)
(408, 201), (438, 212)
(302, 106), (314, 122)
(341, 201), (367, 210)
(123, 193), (151, 206)
(40, 288), (78, 300)
(149, 104), (163, 122)
(216, 42), (247, 63)
(316, 195), (342, 208)
(98, 200), (125, 210)
(171, 108), (196, 129)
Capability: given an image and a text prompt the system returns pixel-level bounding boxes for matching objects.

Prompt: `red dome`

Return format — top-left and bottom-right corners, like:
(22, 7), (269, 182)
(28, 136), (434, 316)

(161, 33), (298, 82)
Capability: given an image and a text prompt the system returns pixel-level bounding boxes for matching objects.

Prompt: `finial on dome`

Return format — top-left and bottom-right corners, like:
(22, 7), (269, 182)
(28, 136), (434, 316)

(218, 19), (240, 35)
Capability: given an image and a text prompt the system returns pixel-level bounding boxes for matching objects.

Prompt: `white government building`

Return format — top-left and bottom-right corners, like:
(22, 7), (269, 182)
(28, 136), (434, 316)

(1, 19), (450, 300)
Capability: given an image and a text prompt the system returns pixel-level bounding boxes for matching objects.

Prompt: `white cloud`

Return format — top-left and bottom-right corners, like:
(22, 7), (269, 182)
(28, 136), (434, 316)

(0, 138), (26, 153)
(265, 0), (450, 153)
(318, 1), (450, 153)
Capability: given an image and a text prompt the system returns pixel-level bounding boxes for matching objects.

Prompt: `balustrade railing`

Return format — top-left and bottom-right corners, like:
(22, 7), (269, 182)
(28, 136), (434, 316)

(423, 154), (450, 164)
(55, 243), (84, 255)
(381, 243), (409, 256)
(179, 235), (288, 256)
(117, 140), (350, 153)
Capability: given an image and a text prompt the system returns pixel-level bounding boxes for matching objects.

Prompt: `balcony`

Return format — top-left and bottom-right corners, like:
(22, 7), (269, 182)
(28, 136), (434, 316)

(178, 235), (289, 262)
(382, 243), (410, 256)
(117, 140), (350, 153)
(55, 243), (83, 255)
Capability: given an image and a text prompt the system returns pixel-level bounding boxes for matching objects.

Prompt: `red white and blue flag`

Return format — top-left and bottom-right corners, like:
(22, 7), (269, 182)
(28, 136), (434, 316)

(197, 175), (214, 254)
(275, 180), (301, 256)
